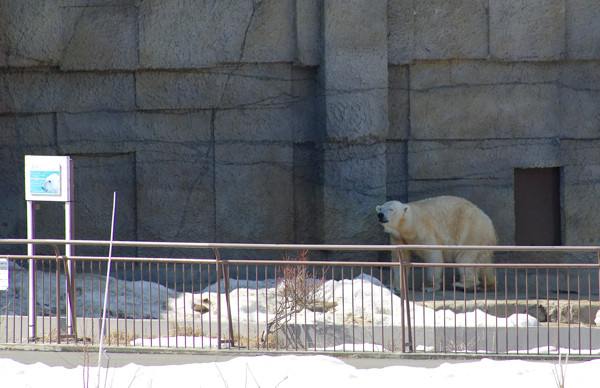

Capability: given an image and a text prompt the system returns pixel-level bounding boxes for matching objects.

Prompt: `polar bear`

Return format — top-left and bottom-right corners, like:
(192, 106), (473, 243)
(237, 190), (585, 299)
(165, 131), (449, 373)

(376, 196), (497, 292)
(42, 173), (60, 194)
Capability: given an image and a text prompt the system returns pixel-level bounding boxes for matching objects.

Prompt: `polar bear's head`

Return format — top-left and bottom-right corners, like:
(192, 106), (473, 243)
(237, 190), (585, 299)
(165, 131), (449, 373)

(42, 173), (60, 194)
(375, 200), (408, 227)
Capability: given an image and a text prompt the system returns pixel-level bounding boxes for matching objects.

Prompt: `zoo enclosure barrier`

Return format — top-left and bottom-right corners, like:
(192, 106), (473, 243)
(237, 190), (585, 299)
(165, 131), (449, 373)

(0, 239), (599, 356)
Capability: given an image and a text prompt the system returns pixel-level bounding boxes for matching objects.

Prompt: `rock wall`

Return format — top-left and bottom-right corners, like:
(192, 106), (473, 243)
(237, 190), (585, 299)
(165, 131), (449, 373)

(1, 0), (599, 269)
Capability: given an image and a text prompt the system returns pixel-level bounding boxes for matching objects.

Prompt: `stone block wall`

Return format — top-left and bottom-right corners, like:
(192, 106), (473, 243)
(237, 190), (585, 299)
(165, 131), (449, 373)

(1, 0), (599, 272)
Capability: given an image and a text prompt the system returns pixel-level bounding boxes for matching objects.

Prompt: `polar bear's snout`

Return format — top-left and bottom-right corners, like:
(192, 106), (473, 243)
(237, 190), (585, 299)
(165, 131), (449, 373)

(377, 212), (388, 223)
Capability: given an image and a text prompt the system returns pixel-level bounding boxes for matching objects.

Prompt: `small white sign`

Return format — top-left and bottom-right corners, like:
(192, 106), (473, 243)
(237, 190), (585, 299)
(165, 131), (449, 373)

(0, 258), (8, 291)
(25, 155), (72, 202)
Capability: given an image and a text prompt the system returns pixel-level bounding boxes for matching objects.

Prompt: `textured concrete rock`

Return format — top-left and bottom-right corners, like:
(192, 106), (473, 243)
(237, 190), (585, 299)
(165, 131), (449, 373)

(321, 143), (387, 245)
(0, 115), (56, 247)
(490, 0), (565, 61)
(0, 72), (59, 113)
(387, 65), (410, 140)
(215, 141), (294, 251)
(58, 112), (137, 154)
(292, 143), (323, 245)
(290, 67), (320, 143)
(136, 71), (225, 110)
(389, 0), (488, 63)
(60, 4), (138, 70)
(295, 0), (321, 66)
(410, 61), (562, 139)
(0, 72), (135, 113)
(410, 61), (561, 91)
(562, 141), (600, 246)
(566, 0), (600, 59)
(387, 0), (414, 65)
(136, 111), (213, 143)
(323, 90), (388, 142)
(136, 64), (293, 110)
(385, 141), (408, 204)
(136, 144), (215, 244)
(559, 62), (600, 138)
(0, 2), (63, 67)
(411, 83), (561, 139)
(319, 0), (388, 252)
(139, 0), (294, 68)
(412, 0), (488, 60)
(58, 111), (214, 153)
(408, 139), (561, 180)
(71, 153), (137, 258)
(214, 108), (292, 141)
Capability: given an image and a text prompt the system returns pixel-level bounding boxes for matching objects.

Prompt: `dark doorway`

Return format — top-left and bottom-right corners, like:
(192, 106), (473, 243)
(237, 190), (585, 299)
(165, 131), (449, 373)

(514, 168), (561, 245)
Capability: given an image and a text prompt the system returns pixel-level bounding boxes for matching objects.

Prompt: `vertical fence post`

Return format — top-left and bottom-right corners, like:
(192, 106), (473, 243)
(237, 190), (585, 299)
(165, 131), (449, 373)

(222, 263), (234, 347)
(26, 201), (36, 341)
(65, 199), (75, 337)
(402, 256), (413, 352)
(214, 248), (222, 349)
(212, 248), (235, 349)
(55, 249), (61, 344)
(397, 249), (413, 353)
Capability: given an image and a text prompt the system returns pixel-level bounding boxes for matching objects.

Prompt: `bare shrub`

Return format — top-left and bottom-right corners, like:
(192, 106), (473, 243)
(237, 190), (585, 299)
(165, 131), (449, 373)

(261, 250), (329, 347)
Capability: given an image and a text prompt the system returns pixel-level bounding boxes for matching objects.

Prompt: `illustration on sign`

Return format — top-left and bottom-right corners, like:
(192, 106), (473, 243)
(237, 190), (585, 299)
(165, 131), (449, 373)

(29, 169), (61, 195)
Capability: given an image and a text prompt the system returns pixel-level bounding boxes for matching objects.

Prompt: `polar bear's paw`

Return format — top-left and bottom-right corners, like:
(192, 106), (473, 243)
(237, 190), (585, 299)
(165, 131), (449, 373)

(453, 281), (466, 289)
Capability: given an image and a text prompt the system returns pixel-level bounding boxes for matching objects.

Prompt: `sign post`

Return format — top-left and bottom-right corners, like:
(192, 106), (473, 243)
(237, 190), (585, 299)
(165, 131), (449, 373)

(24, 155), (74, 340)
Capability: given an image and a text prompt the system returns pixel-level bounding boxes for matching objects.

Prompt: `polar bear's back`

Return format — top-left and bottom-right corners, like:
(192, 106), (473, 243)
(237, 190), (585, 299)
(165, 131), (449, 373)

(410, 195), (497, 247)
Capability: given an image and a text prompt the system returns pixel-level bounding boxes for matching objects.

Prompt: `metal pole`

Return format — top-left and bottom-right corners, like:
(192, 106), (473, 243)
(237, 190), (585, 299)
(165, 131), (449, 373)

(26, 201), (36, 341)
(223, 263), (234, 347)
(65, 200), (75, 335)
(402, 258), (413, 352)
(97, 192), (117, 388)
(397, 249), (405, 352)
(214, 248), (222, 349)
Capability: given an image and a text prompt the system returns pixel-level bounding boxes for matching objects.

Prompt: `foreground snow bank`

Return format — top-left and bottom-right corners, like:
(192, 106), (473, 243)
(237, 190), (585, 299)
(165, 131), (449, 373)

(0, 354), (597, 388)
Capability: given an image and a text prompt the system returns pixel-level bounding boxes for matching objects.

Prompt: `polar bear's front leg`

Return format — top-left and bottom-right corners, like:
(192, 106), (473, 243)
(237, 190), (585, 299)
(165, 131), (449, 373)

(390, 249), (406, 294)
(392, 265), (400, 294)
(454, 264), (479, 291)
(422, 251), (444, 292)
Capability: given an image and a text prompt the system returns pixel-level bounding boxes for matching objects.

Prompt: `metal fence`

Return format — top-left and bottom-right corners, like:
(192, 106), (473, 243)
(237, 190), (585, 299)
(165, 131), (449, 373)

(0, 239), (599, 356)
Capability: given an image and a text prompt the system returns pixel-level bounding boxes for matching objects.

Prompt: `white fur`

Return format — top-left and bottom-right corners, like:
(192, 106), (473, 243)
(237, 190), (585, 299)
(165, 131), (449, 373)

(376, 196), (497, 292)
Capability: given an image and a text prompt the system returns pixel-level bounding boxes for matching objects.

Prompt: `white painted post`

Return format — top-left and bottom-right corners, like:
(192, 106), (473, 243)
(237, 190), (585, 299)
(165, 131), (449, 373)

(65, 200), (75, 335)
(26, 200), (36, 340)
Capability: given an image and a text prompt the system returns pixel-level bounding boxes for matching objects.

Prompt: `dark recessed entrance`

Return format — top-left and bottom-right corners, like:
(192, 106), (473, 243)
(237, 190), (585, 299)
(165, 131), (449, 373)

(514, 167), (561, 246)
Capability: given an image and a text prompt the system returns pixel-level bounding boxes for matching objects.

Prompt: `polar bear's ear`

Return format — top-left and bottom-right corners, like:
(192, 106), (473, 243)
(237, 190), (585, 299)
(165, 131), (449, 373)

(376, 205), (381, 212)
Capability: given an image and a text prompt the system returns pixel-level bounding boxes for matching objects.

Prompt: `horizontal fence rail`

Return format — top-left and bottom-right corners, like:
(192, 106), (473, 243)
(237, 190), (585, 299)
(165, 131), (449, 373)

(0, 239), (599, 357)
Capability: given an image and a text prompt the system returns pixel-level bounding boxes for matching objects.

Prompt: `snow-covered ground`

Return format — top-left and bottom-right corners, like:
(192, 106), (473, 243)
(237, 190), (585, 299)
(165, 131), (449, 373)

(0, 353), (595, 388)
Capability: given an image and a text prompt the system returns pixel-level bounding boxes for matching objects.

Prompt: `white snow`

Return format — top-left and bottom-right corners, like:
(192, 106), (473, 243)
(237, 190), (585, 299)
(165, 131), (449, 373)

(4, 261), (538, 328)
(0, 353), (595, 388)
